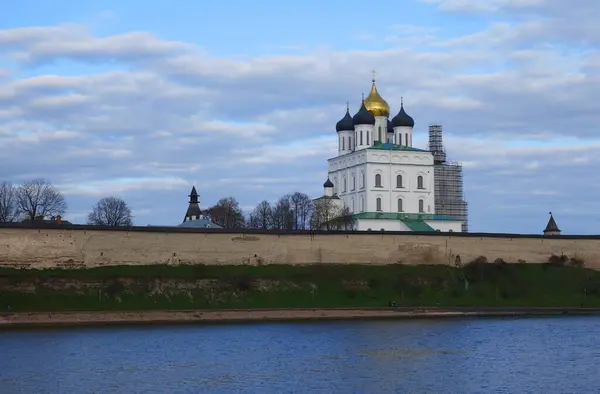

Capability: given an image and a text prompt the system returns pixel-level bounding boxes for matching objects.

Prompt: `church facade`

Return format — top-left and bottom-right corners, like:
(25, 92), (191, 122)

(318, 77), (464, 232)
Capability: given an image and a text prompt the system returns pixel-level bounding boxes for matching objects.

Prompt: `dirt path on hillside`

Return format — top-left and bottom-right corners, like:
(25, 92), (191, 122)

(2, 307), (600, 328)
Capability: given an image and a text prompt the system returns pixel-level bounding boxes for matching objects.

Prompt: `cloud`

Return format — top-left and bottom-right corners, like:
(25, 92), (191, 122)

(0, 1), (599, 234)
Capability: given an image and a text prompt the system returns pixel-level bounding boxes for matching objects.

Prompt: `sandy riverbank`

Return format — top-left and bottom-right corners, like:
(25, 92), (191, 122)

(2, 307), (600, 329)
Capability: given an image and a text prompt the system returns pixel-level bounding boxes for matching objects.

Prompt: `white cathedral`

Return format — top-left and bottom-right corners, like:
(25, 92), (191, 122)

(315, 77), (464, 232)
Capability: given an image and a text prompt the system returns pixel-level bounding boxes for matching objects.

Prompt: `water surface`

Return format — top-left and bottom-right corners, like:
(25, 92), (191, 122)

(1, 316), (598, 393)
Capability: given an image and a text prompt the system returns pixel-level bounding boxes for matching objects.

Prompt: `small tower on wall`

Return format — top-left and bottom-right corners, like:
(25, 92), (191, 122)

(543, 212), (561, 236)
(183, 186), (202, 222)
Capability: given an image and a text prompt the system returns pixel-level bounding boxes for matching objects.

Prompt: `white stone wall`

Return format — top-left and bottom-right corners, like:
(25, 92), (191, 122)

(365, 150), (435, 215)
(328, 148), (435, 216)
(374, 116), (388, 143)
(393, 126), (413, 147)
(328, 151), (367, 212)
(354, 124), (374, 151)
(337, 130), (354, 155)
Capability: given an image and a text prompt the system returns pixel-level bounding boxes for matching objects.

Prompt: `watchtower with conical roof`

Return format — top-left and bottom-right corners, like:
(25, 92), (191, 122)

(183, 186), (202, 222)
(543, 212), (561, 236)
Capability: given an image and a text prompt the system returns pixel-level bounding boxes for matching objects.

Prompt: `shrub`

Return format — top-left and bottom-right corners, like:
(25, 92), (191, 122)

(471, 256), (489, 265)
(494, 258), (508, 266)
(568, 256), (585, 268)
(548, 254), (569, 266)
(517, 259), (526, 264)
(231, 276), (254, 292)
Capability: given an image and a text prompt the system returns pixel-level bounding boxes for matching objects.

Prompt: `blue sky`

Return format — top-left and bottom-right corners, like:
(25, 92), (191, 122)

(1, 0), (599, 234)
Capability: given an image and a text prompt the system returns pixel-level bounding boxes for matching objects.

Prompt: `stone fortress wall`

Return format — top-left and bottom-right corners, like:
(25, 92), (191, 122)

(1, 224), (600, 270)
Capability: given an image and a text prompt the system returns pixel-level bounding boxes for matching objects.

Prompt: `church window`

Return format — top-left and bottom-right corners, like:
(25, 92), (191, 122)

(361, 172), (365, 188)
(419, 199), (424, 213)
(351, 198), (355, 212)
(376, 197), (382, 211)
(397, 199), (403, 212)
(352, 174), (356, 190)
(378, 126), (382, 142)
(343, 177), (347, 192)
(360, 197), (364, 211)
(375, 174), (382, 187)
(367, 131), (370, 145)
(360, 131), (363, 145)
(405, 133), (409, 146)
(398, 133), (402, 145)
(396, 175), (403, 188)
(417, 175), (424, 189)
(342, 137), (345, 150)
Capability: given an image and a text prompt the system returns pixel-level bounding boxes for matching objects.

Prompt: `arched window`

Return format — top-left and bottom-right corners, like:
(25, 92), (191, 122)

(396, 175), (403, 188)
(361, 172), (365, 188)
(417, 175), (424, 189)
(376, 197), (382, 211)
(378, 126), (382, 142)
(360, 197), (364, 211)
(398, 133), (402, 146)
(367, 131), (370, 145)
(405, 133), (409, 146)
(397, 199), (403, 212)
(375, 174), (382, 187)
(352, 174), (356, 190)
(343, 177), (347, 192)
(360, 130), (363, 145)
(351, 198), (355, 212)
(342, 137), (345, 150)
(418, 199), (424, 213)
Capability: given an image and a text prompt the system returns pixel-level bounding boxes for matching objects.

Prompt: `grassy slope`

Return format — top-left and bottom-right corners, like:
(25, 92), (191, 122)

(1, 262), (599, 312)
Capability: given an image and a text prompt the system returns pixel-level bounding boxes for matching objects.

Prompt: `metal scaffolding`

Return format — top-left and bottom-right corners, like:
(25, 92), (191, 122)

(428, 124), (469, 232)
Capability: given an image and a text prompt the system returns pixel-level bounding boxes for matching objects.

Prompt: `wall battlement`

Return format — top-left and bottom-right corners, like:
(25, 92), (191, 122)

(1, 224), (600, 270)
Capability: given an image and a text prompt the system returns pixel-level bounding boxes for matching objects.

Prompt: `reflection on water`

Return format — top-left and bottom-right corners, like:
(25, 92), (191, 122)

(1, 316), (599, 393)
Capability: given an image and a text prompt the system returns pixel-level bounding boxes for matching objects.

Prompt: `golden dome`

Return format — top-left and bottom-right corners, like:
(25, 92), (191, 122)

(364, 78), (390, 117)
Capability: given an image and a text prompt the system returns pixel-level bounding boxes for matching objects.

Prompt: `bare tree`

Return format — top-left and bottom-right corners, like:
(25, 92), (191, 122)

(16, 178), (67, 222)
(310, 198), (344, 230)
(206, 197), (245, 228)
(0, 181), (19, 222)
(247, 200), (273, 229)
(290, 192), (312, 230)
(271, 194), (295, 230)
(88, 196), (133, 226)
(329, 206), (357, 230)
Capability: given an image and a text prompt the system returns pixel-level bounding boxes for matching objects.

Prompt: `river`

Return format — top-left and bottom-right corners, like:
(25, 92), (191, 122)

(1, 316), (598, 393)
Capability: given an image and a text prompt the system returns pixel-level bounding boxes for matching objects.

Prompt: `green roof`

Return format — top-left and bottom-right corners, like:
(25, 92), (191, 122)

(367, 142), (430, 153)
(351, 212), (459, 221)
(402, 220), (435, 232)
(313, 195), (340, 201)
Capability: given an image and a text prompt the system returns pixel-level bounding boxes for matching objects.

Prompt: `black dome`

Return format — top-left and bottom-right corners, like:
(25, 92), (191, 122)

(335, 109), (354, 132)
(392, 104), (415, 128)
(387, 119), (393, 133)
(323, 178), (334, 188)
(352, 101), (376, 126)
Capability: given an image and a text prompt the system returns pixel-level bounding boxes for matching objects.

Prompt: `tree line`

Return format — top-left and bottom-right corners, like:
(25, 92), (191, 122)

(0, 179), (355, 230)
(205, 192), (356, 230)
(0, 178), (132, 226)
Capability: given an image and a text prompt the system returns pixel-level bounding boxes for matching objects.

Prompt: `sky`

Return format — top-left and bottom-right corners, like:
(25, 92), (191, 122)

(1, 0), (599, 234)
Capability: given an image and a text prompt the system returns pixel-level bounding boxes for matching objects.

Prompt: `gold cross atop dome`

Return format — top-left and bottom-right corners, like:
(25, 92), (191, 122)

(364, 70), (390, 117)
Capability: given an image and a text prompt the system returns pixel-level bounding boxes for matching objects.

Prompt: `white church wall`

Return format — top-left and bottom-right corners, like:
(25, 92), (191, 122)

(364, 150), (435, 215)
(356, 219), (412, 232)
(374, 116), (388, 143)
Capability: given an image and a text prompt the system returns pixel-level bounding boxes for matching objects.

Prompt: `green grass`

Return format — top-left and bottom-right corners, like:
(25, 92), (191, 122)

(1, 262), (599, 312)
